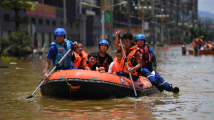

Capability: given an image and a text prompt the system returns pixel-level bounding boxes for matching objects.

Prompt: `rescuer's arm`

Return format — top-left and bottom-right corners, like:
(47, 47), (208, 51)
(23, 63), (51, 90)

(115, 31), (122, 50)
(44, 58), (51, 80)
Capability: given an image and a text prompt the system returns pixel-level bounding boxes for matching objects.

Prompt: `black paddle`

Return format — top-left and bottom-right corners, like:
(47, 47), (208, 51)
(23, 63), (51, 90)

(26, 45), (74, 99)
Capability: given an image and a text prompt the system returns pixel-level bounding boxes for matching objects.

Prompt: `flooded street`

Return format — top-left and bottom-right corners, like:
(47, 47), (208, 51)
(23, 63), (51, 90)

(0, 45), (214, 120)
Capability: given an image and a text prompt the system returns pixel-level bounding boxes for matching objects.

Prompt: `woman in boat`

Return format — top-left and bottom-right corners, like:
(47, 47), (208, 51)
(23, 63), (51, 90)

(44, 28), (78, 80)
(114, 31), (142, 81)
(72, 42), (88, 69)
(108, 49), (122, 74)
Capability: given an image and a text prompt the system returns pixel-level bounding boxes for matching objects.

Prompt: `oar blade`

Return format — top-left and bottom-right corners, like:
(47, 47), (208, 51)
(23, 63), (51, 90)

(26, 95), (33, 99)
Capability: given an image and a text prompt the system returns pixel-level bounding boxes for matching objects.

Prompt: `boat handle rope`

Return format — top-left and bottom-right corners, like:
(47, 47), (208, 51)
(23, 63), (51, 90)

(66, 71), (80, 93)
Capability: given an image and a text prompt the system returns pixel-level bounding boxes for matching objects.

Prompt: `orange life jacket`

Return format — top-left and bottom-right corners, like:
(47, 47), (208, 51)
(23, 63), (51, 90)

(120, 45), (141, 76)
(196, 38), (203, 44)
(112, 58), (121, 73)
(139, 45), (152, 67)
(191, 42), (195, 49)
(206, 44), (212, 49)
(73, 51), (88, 69)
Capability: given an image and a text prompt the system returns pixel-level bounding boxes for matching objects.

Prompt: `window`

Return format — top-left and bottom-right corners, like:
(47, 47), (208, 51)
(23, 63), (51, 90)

(46, 19), (50, 26)
(60, 21), (63, 27)
(4, 14), (10, 21)
(39, 19), (43, 25)
(31, 18), (36, 24)
(52, 20), (56, 26)
(76, 23), (79, 29)
(70, 23), (73, 28)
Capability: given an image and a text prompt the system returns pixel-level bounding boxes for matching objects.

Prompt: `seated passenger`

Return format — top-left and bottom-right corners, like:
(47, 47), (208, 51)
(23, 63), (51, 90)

(72, 42), (88, 69)
(96, 40), (113, 72)
(135, 33), (179, 93)
(86, 53), (105, 72)
(108, 49), (122, 74)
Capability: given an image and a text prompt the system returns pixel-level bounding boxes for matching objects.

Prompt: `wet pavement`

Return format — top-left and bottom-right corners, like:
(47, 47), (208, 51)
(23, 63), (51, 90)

(0, 45), (214, 120)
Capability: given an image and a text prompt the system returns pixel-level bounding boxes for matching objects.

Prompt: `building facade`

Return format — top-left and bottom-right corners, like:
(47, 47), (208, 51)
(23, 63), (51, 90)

(0, 0), (102, 48)
(0, 0), (198, 48)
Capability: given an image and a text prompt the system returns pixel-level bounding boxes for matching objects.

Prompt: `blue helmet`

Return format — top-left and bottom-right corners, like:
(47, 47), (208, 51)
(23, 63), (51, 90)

(99, 40), (109, 46)
(136, 34), (146, 41)
(54, 28), (66, 36)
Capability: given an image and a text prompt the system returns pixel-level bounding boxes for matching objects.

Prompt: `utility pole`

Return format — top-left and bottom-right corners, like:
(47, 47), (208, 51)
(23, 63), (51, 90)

(79, 0), (82, 42)
(110, 0), (114, 50)
(155, 1), (157, 46)
(63, 0), (67, 32)
(0, 21), (1, 61)
(101, 0), (105, 40)
(127, 0), (131, 33)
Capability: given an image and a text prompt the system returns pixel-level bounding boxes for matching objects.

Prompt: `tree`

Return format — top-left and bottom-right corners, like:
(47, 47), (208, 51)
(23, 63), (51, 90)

(0, 0), (37, 31)
(7, 29), (32, 57)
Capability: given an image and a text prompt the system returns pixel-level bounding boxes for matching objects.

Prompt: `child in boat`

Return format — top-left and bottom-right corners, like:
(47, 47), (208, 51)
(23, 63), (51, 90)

(44, 28), (77, 80)
(96, 40), (113, 72)
(72, 42), (88, 69)
(86, 53), (105, 72)
(108, 49), (122, 74)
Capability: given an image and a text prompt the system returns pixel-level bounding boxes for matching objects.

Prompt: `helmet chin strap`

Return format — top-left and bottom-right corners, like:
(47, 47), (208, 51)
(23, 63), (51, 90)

(57, 41), (64, 46)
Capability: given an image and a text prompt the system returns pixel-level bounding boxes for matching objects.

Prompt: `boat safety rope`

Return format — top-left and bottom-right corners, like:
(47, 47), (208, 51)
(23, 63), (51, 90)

(66, 71), (80, 93)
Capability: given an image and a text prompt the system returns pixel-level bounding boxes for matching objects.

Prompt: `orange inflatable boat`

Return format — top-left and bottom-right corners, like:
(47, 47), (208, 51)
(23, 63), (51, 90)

(40, 70), (159, 98)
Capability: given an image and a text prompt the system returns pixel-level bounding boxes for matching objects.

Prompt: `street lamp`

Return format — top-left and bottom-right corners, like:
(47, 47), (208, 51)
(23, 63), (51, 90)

(133, 1), (152, 34)
(81, 1), (127, 40)
(156, 12), (169, 45)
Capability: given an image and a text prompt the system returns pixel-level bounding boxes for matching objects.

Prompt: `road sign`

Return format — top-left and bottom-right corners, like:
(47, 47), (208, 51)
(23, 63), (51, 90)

(28, 24), (35, 36)
(163, 27), (167, 33)
(105, 11), (111, 24)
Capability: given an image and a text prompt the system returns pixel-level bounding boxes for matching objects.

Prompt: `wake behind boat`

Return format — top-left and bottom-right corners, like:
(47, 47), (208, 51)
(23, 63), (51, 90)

(40, 69), (159, 98)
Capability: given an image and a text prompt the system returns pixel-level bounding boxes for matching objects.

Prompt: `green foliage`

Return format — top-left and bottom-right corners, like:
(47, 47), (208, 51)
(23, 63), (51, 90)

(207, 32), (214, 41)
(175, 34), (182, 40)
(184, 36), (191, 44)
(1, 56), (18, 61)
(0, 0), (38, 31)
(7, 29), (32, 57)
(1, 37), (10, 51)
(0, 0), (37, 9)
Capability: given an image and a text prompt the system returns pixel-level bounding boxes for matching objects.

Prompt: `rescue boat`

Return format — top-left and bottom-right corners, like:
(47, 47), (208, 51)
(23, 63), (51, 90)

(40, 69), (159, 98)
(188, 49), (214, 55)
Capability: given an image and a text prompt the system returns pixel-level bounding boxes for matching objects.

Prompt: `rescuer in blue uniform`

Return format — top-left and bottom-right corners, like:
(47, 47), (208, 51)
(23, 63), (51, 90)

(135, 34), (179, 93)
(43, 28), (77, 80)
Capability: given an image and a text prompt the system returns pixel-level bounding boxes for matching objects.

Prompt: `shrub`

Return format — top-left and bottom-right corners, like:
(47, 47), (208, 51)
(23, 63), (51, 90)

(7, 29), (32, 57)
(1, 37), (10, 52)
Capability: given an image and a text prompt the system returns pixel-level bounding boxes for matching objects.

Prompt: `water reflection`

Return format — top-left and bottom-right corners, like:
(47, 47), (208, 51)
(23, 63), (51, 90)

(0, 45), (214, 119)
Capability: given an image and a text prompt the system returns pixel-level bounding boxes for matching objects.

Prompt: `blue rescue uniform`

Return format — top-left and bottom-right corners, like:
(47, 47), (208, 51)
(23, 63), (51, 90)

(47, 39), (76, 71)
(141, 47), (171, 91)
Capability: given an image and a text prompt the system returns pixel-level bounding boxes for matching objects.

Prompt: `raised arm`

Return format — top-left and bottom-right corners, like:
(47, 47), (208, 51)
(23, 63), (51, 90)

(114, 31), (121, 50)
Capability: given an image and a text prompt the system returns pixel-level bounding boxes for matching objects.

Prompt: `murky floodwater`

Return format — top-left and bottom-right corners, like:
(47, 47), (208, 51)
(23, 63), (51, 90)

(0, 45), (214, 120)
